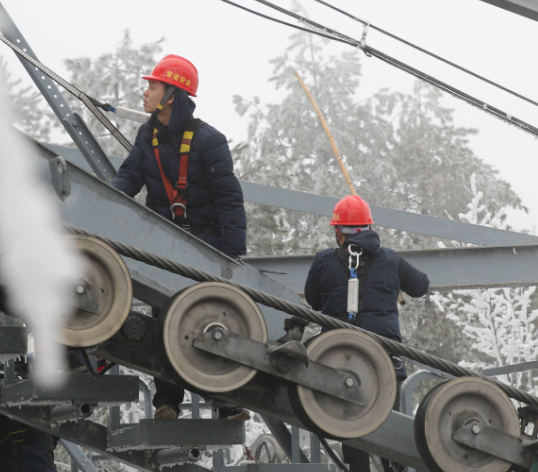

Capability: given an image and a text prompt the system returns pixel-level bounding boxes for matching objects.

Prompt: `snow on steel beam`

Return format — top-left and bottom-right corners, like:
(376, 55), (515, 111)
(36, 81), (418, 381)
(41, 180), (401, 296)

(245, 243), (538, 292)
(240, 182), (538, 246)
(478, 0), (538, 22)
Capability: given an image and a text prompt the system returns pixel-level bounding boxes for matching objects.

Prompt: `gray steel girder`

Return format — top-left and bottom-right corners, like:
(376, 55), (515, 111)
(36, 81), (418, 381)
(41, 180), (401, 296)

(27, 135), (302, 341)
(108, 419), (245, 451)
(0, 406), (209, 472)
(245, 243), (538, 294)
(478, 0), (538, 22)
(0, 3), (117, 182)
(0, 375), (139, 406)
(46, 144), (538, 247)
(0, 325), (27, 360)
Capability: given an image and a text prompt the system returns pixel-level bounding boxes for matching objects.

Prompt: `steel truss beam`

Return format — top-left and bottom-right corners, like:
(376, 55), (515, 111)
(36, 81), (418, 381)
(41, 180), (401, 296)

(47, 144), (538, 247)
(478, 0), (538, 22)
(0, 3), (116, 182)
(239, 182), (538, 246)
(0, 406), (209, 472)
(245, 243), (538, 293)
(0, 375), (139, 406)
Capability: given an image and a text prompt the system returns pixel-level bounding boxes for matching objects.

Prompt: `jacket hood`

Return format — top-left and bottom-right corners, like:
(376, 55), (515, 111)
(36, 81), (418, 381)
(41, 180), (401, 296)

(343, 230), (380, 255)
(152, 88), (196, 140)
(168, 88), (196, 133)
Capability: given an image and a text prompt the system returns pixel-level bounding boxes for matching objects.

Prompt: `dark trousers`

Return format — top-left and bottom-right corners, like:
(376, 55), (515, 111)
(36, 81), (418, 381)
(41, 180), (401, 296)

(152, 378), (185, 412)
(0, 431), (57, 472)
(342, 382), (402, 472)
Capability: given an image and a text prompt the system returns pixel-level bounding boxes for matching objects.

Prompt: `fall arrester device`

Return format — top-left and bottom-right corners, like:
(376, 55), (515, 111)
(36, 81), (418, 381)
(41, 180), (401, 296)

(347, 246), (362, 323)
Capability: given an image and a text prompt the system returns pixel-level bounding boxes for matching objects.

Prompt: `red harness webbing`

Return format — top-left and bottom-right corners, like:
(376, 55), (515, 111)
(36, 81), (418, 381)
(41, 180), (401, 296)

(152, 119), (203, 218)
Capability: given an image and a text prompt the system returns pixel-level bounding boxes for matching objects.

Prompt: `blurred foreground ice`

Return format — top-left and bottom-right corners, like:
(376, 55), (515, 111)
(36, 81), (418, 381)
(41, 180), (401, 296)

(0, 79), (83, 388)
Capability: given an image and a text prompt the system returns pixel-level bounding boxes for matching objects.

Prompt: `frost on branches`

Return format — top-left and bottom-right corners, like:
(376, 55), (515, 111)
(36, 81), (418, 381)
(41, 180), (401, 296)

(431, 174), (538, 394)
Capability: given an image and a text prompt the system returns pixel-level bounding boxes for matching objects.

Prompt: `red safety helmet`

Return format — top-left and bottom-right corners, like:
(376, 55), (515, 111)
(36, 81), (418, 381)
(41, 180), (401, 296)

(330, 195), (374, 226)
(143, 55), (199, 97)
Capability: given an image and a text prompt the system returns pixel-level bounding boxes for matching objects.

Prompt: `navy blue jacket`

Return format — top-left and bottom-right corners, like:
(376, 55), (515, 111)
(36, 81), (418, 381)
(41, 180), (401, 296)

(112, 89), (247, 256)
(304, 230), (429, 377)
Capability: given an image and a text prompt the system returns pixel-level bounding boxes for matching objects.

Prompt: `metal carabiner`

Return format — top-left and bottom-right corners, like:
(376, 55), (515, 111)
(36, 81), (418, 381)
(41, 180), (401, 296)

(171, 203), (187, 220)
(348, 245), (363, 270)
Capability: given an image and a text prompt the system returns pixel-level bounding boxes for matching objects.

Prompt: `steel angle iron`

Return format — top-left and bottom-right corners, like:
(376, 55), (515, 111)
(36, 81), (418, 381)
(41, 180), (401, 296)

(155, 282), (268, 393)
(414, 377), (520, 472)
(54, 235), (132, 347)
(288, 329), (397, 439)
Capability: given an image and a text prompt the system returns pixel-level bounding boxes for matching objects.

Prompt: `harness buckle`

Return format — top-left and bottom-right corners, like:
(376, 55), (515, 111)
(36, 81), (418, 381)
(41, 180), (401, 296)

(171, 203), (187, 220)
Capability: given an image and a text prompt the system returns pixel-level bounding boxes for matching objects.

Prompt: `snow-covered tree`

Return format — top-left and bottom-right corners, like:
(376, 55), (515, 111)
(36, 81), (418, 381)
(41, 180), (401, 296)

(233, 31), (524, 256)
(0, 54), (56, 142)
(431, 175), (538, 393)
(62, 30), (163, 157)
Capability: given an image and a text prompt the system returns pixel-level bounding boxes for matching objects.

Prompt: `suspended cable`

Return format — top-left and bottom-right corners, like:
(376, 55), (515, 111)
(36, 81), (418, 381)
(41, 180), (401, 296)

(220, 0), (538, 138)
(311, 0), (538, 109)
(220, 0), (350, 44)
(0, 34), (133, 152)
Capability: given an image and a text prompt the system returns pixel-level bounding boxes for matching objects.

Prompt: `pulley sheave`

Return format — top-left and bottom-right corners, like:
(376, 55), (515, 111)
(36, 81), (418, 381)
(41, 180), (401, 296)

(156, 282), (267, 393)
(414, 377), (520, 472)
(57, 235), (132, 347)
(288, 329), (397, 439)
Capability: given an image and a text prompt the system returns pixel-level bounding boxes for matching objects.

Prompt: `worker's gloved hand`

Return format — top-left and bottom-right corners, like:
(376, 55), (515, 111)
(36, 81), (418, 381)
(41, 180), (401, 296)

(231, 256), (244, 266)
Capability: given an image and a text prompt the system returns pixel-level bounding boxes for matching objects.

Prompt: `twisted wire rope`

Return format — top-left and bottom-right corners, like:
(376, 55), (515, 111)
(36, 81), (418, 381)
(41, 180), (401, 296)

(63, 223), (538, 407)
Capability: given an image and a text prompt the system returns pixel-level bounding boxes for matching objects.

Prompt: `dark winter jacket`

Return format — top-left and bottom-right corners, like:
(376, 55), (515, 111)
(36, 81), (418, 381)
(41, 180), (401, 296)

(112, 89), (247, 256)
(304, 230), (429, 378)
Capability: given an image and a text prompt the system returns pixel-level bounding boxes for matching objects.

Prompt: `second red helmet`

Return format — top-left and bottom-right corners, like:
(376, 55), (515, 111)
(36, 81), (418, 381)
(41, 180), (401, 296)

(143, 54), (199, 97)
(330, 195), (374, 226)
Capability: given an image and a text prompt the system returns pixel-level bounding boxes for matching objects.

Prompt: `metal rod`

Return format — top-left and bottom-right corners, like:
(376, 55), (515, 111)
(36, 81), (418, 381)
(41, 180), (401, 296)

(50, 404), (93, 423)
(154, 447), (201, 465)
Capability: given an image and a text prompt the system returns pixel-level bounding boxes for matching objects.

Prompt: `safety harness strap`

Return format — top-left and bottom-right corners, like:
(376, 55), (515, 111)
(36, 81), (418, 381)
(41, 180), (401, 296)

(152, 118), (205, 219)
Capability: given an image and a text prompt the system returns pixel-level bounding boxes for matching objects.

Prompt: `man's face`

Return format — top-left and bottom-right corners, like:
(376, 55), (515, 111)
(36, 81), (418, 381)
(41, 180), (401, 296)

(143, 80), (167, 113)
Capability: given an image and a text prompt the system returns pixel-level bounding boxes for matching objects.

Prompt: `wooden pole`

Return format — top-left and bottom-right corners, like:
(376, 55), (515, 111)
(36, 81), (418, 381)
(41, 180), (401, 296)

(295, 71), (406, 306)
(294, 71), (357, 196)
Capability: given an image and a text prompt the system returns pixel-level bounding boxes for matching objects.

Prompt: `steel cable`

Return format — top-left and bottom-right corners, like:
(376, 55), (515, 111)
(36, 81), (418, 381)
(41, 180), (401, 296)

(0, 35), (133, 152)
(63, 223), (538, 407)
(221, 0), (538, 138)
(311, 0), (538, 109)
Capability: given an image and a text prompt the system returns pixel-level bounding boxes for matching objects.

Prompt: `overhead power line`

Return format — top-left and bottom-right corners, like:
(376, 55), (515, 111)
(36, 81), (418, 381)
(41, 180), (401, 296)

(312, 0), (538, 109)
(220, 0), (538, 138)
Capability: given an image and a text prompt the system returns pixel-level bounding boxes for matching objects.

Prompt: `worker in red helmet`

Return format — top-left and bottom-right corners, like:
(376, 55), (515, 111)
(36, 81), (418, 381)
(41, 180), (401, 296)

(112, 55), (246, 259)
(112, 55), (248, 422)
(304, 195), (429, 472)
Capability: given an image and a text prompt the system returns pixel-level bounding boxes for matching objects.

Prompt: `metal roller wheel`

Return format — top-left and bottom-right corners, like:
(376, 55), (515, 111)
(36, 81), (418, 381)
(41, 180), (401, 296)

(288, 329), (397, 439)
(57, 235), (132, 347)
(414, 377), (520, 472)
(156, 282), (267, 393)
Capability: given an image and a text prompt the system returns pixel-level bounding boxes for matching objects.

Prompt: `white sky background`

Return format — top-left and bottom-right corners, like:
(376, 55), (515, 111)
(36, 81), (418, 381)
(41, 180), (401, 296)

(1, 0), (537, 233)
